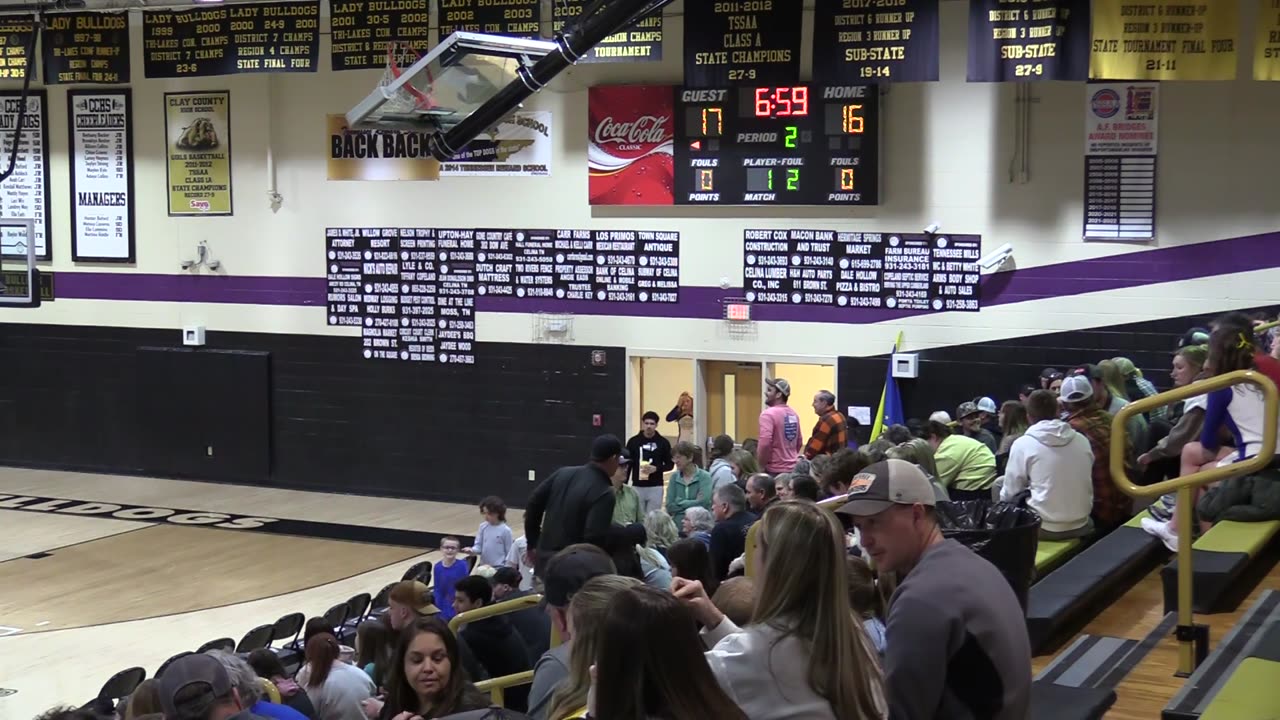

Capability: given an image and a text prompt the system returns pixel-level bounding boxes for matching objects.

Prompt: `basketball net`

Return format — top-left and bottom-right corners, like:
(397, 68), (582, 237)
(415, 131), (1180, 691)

(379, 42), (435, 115)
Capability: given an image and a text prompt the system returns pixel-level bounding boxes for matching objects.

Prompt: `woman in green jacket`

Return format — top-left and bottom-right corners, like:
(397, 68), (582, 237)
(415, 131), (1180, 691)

(665, 441), (713, 529)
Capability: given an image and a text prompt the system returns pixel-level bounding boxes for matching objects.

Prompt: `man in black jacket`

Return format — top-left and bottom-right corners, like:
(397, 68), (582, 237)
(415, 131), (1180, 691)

(524, 434), (621, 577)
(452, 575), (532, 711)
(626, 411), (674, 515)
(709, 483), (757, 581)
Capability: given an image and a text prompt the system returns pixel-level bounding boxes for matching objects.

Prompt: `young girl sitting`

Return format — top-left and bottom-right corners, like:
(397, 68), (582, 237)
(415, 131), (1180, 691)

(846, 556), (887, 655)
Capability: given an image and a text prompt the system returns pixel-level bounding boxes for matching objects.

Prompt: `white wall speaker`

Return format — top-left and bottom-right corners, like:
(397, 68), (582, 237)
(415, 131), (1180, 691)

(891, 353), (918, 379)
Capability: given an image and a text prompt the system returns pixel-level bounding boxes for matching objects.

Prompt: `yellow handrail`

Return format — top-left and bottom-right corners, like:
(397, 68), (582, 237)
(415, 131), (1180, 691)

(448, 594), (545, 706)
(1109, 368), (1278, 676)
(745, 495), (847, 579)
(1109, 369), (1278, 499)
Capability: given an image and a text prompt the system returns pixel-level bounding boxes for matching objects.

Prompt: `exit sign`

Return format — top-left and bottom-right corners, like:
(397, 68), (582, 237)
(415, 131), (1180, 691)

(725, 302), (752, 321)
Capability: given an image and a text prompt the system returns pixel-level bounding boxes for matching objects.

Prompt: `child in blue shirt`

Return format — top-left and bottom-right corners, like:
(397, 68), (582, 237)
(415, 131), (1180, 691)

(433, 536), (469, 621)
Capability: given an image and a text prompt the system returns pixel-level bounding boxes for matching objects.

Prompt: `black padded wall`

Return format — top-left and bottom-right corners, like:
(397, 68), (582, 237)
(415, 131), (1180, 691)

(0, 323), (624, 504)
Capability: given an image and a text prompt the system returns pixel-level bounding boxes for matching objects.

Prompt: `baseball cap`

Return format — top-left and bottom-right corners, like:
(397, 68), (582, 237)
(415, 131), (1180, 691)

(158, 653), (233, 720)
(617, 447), (631, 465)
(1059, 375), (1094, 403)
(590, 434), (624, 462)
(836, 459), (937, 517)
(541, 545), (616, 609)
(1040, 367), (1063, 381)
(976, 397), (997, 414)
(766, 377), (792, 397)
(491, 566), (522, 587)
(956, 401), (980, 419)
(389, 580), (441, 615)
(1073, 364), (1102, 380)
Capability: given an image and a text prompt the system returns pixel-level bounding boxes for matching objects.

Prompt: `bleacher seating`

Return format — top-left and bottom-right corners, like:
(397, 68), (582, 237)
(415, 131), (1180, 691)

(1163, 590), (1280, 720)
(1160, 519), (1280, 613)
(1029, 681), (1115, 720)
(1026, 512), (1166, 653)
(1034, 538), (1084, 577)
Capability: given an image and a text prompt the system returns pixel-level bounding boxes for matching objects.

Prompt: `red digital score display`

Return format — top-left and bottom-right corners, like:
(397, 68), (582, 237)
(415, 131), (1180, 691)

(752, 86), (809, 118)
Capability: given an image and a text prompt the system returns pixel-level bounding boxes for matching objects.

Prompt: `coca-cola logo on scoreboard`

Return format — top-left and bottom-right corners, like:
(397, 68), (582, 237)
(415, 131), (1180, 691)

(588, 85), (675, 206)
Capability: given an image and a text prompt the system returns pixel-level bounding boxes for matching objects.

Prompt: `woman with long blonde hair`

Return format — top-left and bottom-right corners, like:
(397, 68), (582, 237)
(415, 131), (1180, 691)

(544, 574), (643, 720)
(672, 501), (885, 719)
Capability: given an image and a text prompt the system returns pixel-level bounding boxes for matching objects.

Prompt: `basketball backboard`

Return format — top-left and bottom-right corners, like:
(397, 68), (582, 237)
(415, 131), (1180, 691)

(0, 218), (39, 307)
(345, 32), (558, 135)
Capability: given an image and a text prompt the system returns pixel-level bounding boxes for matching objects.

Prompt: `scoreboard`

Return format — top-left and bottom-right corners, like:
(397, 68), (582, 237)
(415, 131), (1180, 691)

(674, 84), (880, 206)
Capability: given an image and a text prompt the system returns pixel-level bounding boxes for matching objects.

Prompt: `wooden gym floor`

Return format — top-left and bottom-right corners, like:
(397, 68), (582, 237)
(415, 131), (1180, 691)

(1, 467), (1276, 719)
(0, 468), (525, 720)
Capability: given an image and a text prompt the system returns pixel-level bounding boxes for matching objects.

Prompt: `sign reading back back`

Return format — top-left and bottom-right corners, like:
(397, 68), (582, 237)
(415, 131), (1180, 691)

(43, 12), (130, 84)
(437, 0), (539, 39)
(684, 0), (803, 87)
(1090, 0), (1239, 80)
(967, 0), (1089, 81)
(812, 0), (939, 84)
(553, 0), (663, 62)
(143, 1), (320, 78)
(330, 0), (431, 71)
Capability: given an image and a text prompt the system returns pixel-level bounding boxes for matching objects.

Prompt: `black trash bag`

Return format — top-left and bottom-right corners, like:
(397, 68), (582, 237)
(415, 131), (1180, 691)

(936, 499), (1041, 612)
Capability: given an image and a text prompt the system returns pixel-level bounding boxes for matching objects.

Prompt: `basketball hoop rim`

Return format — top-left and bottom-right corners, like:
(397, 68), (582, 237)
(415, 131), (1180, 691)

(386, 41), (435, 110)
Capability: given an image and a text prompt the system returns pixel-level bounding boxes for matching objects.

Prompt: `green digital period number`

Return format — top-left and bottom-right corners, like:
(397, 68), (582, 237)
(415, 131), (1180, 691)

(784, 125), (797, 148)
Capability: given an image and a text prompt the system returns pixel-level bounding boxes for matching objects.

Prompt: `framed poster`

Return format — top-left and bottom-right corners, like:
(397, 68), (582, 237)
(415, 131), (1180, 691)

(164, 91), (232, 216)
(69, 89), (135, 263)
(0, 90), (51, 260)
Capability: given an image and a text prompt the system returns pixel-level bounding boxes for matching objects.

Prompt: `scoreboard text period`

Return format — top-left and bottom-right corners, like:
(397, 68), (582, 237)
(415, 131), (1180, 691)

(674, 84), (880, 206)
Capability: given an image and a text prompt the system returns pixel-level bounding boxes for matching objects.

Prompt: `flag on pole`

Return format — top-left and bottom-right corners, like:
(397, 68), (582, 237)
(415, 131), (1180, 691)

(870, 331), (906, 440)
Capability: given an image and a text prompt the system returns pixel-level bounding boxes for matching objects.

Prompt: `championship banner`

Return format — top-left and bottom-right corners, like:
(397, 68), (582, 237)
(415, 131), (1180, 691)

(0, 18), (36, 81)
(683, 0), (803, 87)
(1090, 0), (1239, 81)
(327, 112), (551, 179)
(553, 0), (662, 62)
(43, 12), (131, 84)
(1083, 83), (1157, 241)
(967, 0), (1089, 81)
(437, 0), (539, 40)
(330, 0), (430, 71)
(143, 2), (321, 78)
(1256, 1), (1280, 81)
(812, 0), (939, 84)
(165, 91), (232, 215)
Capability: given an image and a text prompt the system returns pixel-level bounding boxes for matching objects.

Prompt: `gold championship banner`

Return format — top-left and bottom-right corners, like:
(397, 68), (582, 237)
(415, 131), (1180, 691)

(1090, 0), (1239, 81)
(1257, 0), (1280, 80)
(165, 91), (232, 215)
(326, 114), (441, 181)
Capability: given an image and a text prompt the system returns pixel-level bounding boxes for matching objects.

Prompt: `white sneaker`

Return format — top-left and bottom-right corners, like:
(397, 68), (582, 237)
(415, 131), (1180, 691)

(1140, 517), (1179, 552)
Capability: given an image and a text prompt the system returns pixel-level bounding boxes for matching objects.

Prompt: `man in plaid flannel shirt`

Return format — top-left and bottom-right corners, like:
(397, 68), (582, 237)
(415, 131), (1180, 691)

(1059, 375), (1135, 530)
(804, 389), (848, 459)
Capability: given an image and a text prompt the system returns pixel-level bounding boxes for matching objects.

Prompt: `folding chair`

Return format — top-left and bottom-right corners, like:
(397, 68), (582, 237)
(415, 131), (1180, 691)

(369, 581), (396, 617)
(270, 612), (307, 671)
(196, 637), (235, 653)
(401, 560), (432, 583)
(156, 651), (194, 678)
(338, 592), (372, 646)
(97, 666), (146, 708)
(322, 602), (349, 634)
(235, 624), (275, 654)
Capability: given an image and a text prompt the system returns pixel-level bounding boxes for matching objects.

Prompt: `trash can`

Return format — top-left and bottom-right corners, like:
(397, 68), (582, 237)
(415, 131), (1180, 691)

(935, 500), (1041, 612)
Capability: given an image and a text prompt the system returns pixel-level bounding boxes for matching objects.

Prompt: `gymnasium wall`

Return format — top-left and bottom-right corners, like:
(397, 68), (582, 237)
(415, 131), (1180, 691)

(0, 1), (1278, 501)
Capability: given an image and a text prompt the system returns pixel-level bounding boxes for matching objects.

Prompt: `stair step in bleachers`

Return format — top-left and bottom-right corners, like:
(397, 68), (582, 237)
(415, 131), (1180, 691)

(1026, 512), (1166, 653)
(1163, 590), (1280, 720)
(1160, 519), (1280, 614)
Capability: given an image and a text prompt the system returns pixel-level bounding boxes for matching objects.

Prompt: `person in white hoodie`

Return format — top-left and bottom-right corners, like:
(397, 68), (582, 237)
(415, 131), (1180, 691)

(999, 390), (1095, 539)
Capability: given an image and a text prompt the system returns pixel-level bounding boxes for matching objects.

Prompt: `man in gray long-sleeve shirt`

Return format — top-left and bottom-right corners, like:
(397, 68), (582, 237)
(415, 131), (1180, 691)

(839, 459), (1031, 720)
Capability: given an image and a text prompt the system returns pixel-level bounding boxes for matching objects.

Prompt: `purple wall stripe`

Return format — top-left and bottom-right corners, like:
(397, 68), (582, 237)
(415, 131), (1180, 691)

(49, 230), (1280, 324)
